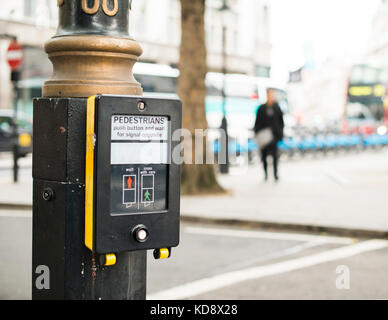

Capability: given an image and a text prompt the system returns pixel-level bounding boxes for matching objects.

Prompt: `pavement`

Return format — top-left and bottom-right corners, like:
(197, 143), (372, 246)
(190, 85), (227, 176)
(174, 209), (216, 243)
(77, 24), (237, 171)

(0, 153), (32, 170)
(181, 149), (388, 237)
(0, 153), (32, 208)
(0, 149), (388, 236)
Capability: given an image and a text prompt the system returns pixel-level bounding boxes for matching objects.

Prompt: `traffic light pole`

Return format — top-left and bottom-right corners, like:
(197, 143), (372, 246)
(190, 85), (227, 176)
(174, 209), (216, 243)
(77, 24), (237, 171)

(4, 35), (22, 183)
(219, 1), (229, 174)
(11, 71), (20, 183)
(32, 0), (146, 300)
(220, 25), (229, 174)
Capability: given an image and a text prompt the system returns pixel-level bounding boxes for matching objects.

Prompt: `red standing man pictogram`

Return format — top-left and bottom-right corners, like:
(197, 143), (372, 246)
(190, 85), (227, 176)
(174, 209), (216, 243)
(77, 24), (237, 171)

(127, 176), (133, 189)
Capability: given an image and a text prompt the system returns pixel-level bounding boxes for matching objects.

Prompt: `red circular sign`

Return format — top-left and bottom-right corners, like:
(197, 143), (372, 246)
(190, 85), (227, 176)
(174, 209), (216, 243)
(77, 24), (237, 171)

(6, 40), (23, 71)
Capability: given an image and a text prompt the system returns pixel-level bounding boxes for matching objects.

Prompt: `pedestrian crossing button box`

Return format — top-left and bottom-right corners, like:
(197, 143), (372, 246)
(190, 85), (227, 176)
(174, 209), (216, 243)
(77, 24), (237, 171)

(85, 95), (182, 254)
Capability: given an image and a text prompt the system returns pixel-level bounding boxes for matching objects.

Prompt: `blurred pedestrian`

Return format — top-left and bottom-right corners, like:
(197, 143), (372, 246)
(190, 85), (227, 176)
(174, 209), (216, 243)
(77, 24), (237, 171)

(254, 88), (284, 181)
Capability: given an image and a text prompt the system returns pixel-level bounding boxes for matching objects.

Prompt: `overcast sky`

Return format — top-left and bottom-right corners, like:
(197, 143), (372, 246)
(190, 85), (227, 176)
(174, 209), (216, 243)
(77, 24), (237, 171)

(270, 0), (381, 81)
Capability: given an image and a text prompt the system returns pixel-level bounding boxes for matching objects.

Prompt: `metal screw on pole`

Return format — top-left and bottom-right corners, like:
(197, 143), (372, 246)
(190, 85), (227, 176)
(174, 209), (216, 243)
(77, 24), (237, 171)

(42, 188), (54, 201)
(138, 101), (146, 111)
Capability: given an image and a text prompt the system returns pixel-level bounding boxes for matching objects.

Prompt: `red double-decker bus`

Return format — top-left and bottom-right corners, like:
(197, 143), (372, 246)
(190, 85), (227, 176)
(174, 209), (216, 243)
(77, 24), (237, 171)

(344, 64), (388, 134)
(343, 64), (387, 135)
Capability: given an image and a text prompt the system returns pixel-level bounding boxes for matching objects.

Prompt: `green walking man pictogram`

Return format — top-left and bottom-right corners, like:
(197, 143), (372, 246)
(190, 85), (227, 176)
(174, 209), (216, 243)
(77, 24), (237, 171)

(144, 190), (152, 202)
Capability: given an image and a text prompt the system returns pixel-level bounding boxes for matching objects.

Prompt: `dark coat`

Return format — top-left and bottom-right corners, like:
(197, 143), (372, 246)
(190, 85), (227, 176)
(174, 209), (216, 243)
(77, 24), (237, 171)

(254, 103), (284, 142)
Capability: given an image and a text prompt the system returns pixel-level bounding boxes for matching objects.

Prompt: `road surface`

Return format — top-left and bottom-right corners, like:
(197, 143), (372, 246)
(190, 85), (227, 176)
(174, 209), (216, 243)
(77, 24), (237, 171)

(1, 209), (388, 300)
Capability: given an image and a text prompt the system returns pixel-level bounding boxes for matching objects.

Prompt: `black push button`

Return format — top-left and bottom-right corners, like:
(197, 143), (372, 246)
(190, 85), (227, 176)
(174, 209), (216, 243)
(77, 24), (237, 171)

(133, 225), (149, 243)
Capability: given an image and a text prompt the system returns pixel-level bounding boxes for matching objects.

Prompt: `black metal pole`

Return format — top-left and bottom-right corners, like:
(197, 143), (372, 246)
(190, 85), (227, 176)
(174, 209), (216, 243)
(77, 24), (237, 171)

(32, 0), (146, 300)
(11, 71), (20, 183)
(219, 24), (229, 174)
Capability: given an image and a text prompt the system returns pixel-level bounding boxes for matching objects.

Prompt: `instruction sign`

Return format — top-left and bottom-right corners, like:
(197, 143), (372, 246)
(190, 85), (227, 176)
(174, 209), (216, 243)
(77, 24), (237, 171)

(110, 115), (170, 215)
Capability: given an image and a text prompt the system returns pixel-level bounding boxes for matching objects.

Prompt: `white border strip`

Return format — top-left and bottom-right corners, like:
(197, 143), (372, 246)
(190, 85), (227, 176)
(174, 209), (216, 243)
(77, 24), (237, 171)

(147, 240), (388, 300)
(184, 226), (356, 244)
(0, 211), (31, 218)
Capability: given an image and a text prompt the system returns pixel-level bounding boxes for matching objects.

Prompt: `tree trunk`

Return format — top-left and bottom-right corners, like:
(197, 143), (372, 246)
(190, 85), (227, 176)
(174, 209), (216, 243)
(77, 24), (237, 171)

(178, 0), (224, 195)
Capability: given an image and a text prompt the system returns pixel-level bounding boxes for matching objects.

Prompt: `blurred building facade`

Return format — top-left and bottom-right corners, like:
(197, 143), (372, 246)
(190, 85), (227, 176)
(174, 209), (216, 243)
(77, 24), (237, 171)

(368, 0), (388, 67)
(0, 0), (272, 112)
(286, 0), (388, 127)
(0, 0), (57, 111)
(287, 60), (350, 126)
(132, 0), (272, 76)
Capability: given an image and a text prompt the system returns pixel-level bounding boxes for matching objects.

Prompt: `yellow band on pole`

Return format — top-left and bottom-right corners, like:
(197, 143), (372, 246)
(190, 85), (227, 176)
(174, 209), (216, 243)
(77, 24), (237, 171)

(85, 95), (97, 251)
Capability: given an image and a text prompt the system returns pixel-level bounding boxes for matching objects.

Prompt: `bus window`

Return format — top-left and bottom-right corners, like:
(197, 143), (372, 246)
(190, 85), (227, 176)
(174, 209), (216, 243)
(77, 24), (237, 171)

(363, 67), (379, 84)
(134, 74), (177, 94)
(347, 64), (385, 121)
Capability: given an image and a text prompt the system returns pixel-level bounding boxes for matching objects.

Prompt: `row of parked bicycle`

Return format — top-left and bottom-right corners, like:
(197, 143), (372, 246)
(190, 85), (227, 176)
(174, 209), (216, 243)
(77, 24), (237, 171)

(277, 133), (388, 155)
(213, 133), (388, 157)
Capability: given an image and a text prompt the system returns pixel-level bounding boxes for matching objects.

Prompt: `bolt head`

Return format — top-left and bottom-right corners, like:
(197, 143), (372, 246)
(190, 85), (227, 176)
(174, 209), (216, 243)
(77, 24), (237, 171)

(137, 101), (146, 111)
(42, 188), (54, 201)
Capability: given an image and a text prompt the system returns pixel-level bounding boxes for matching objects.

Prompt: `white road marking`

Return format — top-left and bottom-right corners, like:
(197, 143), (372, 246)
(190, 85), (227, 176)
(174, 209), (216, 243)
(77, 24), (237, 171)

(325, 168), (351, 186)
(147, 239), (388, 300)
(216, 239), (326, 274)
(184, 226), (356, 244)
